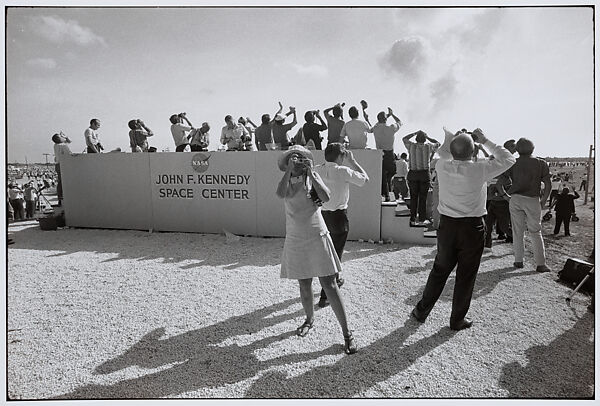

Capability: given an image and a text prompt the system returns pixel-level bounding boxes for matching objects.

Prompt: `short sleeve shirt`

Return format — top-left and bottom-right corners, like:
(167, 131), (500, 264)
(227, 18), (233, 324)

(171, 123), (192, 147)
(373, 122), (400, 151)
(326, 115), (345, 144)
(272, 122), (295, 148)
(255, 123), (274, 150)
(506, 156), (551, 197)
(404, 141), (440, 171)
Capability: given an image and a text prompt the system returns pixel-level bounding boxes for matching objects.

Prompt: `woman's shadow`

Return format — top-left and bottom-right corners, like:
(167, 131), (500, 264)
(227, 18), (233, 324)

(51, 296), (339, 399)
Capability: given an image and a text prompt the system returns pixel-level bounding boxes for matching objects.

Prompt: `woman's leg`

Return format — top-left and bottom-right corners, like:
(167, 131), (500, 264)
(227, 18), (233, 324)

(298, 278), (315, 323)
(318, 275), (349, 336)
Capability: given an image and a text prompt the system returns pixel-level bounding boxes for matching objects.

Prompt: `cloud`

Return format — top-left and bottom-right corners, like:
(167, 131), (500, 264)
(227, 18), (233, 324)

(378, 36), (429, 81)
(30, 15), (107, 47)
(288, 63), (328, 77)
(26, 57), (57, 69)
(429, 69), (459, 111)
(447, 9), (504, 53)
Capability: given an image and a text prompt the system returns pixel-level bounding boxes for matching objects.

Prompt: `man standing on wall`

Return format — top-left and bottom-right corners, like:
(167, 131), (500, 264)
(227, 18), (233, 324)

(221, 115), (249, 151)
(323, 103), (345, 145)
(412, 128), (515, 330)
(84, 119), (103, 153)
(170, 113), (195, 152)
(315, 143), (369, 308)
(52, 132), (72, 206)
(339, 106), (372, 149)
(128, 119), (154, 152)
(272, 106), (297, 150)
(302, 110), (328, 150)
(373, 107), (403, 201)
(402, 130), (440, 226)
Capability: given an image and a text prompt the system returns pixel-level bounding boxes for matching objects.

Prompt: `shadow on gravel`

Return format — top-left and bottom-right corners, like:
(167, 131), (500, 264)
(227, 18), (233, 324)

(50, 296), (347, 399)
(403, 266), (538, 306)
(498, 312), (595, 398)
(8, 224), (399, 271)
(244, 318), (456, 398)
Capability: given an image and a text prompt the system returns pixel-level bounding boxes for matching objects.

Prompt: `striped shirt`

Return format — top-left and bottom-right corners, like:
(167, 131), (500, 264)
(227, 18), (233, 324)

(403, 140), (440, 171)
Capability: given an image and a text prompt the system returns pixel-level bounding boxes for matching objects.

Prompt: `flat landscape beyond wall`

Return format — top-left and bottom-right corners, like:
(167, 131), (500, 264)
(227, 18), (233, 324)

(60, 150), (383, 241)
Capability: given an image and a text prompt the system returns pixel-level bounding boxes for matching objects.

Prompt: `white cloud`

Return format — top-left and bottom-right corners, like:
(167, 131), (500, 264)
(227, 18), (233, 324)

(26, 57), (57, 69)
(30, 15), (107, 47)
(378, 36), (430, 81)
(288, 63), (328, 77)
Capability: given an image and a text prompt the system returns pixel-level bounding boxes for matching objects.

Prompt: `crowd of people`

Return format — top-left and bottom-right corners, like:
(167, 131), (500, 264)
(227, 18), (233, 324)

(34, 102), (592, 355)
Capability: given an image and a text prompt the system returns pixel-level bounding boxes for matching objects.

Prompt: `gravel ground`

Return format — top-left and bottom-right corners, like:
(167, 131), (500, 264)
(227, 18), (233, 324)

(6, 201), (595, 400)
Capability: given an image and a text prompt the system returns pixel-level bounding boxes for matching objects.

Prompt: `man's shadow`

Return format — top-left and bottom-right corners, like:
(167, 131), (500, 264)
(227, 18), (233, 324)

(498, 313), (594, 398)
(403, 266), (537, 306)
(51, 296), (338, 399)
(244, 318), (457, 398)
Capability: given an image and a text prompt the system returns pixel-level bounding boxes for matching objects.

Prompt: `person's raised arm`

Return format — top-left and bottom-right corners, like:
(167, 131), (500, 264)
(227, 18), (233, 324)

(362, 108), (372, 128)
(323, 105), (334, 118)
(306, 165), (330, 203)
(472, 128), (516, 179)
(276, 163), (293, 199)
(387, 108), (403, 129)
(402, 130), (419, 143)
(246, 117), (258, 129)
(437, 127), (455, 160)
(181, 114), (194, 129)
(139, 120), (153, 137)
(315, 110), (327, 130)
(270, 102), (283, 124)
(344, 150), (369, 184)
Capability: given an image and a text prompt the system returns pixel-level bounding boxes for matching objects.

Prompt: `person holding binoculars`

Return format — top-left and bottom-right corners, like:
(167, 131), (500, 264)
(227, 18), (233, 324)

(128, 119), (154, 153)
(169, 112), (195, 152)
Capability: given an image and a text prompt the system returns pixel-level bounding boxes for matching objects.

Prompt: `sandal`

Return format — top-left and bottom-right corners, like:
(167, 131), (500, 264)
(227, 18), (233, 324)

(296, 319), (314, 337)
(344, 331), (357, 354)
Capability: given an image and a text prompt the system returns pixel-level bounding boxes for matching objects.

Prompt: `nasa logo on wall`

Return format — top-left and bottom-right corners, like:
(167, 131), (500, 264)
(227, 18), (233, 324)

(191, 153), (211, 173)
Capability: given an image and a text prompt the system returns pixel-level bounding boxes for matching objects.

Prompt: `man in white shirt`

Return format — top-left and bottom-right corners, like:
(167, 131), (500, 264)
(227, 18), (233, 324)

(170, 113), (195, 152)
(314, 143), (369, 307)
(339, 106), (373, 149)
(52, 132), (72, 205)
(373, 108), (403, 200)
(221, 115), (249, 151)
(392, 152), (410, 201)
(84, 119), (102, 153)
(411, 127), (515, 331)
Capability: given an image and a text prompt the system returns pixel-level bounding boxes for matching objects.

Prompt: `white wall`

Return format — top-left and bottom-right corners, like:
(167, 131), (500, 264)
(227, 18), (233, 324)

(60, 150), (382, 240)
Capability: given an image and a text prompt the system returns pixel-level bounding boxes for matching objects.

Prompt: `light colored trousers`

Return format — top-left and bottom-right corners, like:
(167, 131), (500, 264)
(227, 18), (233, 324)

(509, 194), (546, 266)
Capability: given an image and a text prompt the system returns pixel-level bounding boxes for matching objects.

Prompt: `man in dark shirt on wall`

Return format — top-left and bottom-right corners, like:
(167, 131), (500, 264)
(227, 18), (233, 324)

(323, 103), (345, 145)
(302, 110), (327, 150)
(503, 138), (551, 273)
(272, 106), (297, 150)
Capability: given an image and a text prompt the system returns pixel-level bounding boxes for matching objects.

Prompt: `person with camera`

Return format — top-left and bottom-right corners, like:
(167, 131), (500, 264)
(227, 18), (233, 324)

(302, 110), (327, 150)
(220, 115), (249, 151)
(52, 131), (72, 205)
(411, 128), (516, 331)
(128, 119), (154, 152)
(84, 119), (103, 153)
(314, 143), (369, 308)
(190, 122), (211, 152)
(170, 112), (195, 152)
(272, 105), (297, 150)
(373, 107), (403, 201)
(276, 145), (357, 355)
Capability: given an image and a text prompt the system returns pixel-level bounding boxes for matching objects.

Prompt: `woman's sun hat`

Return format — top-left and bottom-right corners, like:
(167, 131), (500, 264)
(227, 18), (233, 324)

(277, 145), (314, 172)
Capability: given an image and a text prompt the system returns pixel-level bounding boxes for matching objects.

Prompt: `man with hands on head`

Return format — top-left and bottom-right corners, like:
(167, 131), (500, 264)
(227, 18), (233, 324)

(411, 127), (516, 331)
(402, 129), (440, 226)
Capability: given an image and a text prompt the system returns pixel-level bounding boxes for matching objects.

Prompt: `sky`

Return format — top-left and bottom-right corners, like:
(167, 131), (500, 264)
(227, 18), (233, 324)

(5, 5), (595, 163)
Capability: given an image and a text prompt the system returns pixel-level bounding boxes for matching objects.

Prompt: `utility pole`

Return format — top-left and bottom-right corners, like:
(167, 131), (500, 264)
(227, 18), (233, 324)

(584, 144), (594, 204)
(43, 153), (50, 167)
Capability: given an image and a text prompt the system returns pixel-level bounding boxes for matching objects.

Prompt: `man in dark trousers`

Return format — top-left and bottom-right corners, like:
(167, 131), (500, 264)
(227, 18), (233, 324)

(411, 127), (515, 330)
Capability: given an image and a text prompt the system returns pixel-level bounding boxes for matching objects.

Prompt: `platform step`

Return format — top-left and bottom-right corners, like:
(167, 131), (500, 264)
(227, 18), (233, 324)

(409, 222), (430, 228)
(423, 230), (437, 238)
(395, 210), (411, 217)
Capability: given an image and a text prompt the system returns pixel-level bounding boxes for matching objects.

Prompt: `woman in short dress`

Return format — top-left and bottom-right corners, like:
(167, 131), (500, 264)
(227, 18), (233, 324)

(276, 145), (357, 355)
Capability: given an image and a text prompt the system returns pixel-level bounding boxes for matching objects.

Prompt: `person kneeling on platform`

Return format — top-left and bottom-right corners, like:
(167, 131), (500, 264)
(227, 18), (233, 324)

(411, 127), (515, 331)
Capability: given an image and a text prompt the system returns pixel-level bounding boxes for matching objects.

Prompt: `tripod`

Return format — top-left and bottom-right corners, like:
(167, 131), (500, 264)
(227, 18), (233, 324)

(566, 266), (594, 303)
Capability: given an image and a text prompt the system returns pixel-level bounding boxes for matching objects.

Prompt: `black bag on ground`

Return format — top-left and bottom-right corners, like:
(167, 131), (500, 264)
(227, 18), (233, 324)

(558, 258), (594, 293)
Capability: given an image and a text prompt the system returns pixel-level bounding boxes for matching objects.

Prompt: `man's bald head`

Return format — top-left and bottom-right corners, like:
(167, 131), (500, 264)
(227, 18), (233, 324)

(516, 138), (535, 156)
(450, 133), (475, 160)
